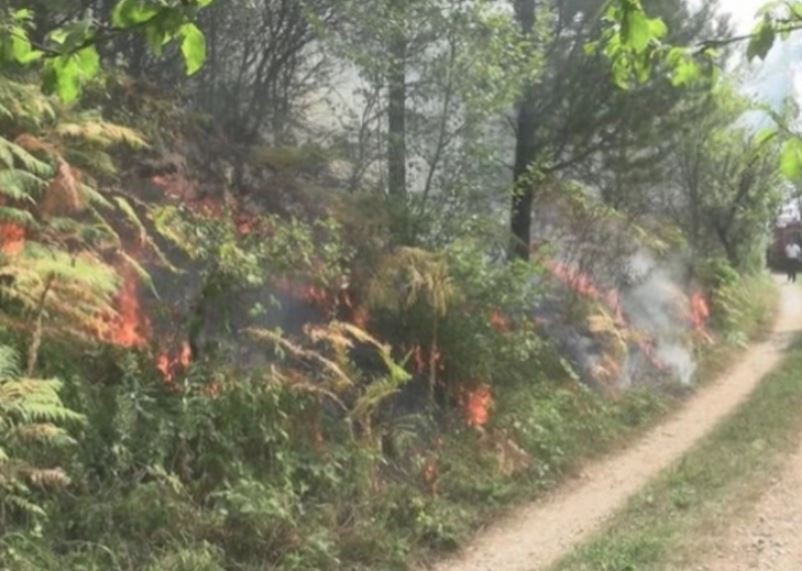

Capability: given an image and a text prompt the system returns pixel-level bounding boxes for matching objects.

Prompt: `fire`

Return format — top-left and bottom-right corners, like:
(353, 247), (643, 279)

(421, 457), (439, 495)
(591, 358), (622, 384)
(350, 306), (370, 329)
(340, 290), (371, 328)
(157, 341), (192, 383)
(275, 278), (336, 312)
(689, 291), (713, 344)
(235, 213), (258, 236)
(303, 285), (330, 307)
(489, 310), (511, 333)
(690, 291), (710, 329)
(462, 384), (493, 428)
(107, 268), (149, 348)
(0, 223), (25, 256)
(407, 344), (444, 375)
(547, 261), (625, 324)
(635, 335), (668, 372)
(547, 260), (602, 298)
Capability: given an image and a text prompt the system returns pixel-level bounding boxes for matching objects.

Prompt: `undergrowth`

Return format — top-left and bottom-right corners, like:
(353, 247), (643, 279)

(0, 272), (777, 571)
(552, 299), (802, 571)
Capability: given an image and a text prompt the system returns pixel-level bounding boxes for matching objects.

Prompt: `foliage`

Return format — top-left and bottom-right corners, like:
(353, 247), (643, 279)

(589, 0), (712, 89)
(0, 343), (83, 524)
(0, 1), (791, 570)
(0, 77), (163, 375)
(554, 324), (802, 571)
(0, 1), (213, 101)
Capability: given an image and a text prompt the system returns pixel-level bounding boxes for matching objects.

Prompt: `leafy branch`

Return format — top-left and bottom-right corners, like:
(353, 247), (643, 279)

(1, 0), (213, 102)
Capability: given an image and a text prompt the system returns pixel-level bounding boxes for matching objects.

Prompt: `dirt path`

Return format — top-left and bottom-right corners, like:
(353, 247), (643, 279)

(428, 281), (802, 571)
(698, 436), (802, 570)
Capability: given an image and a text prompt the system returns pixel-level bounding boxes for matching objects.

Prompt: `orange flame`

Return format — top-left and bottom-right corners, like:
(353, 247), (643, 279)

(406, 344), (444, 375)
(690, 291), (713, 343)
(0, 223), (25, 256)
(108, 268), (149, 348)
(690, 292), (710, 329)
(275, 278), (335, 312)
(341, 291), (371, 328)
(547, 261), (624, 324)
(462, 384), (493, 428)
(636, 337), (668, 372)
(489, 310), (511, 333)
(303, 285), (330, 307)
(350, 306), (370, 329)
(157, 341), (192, 383)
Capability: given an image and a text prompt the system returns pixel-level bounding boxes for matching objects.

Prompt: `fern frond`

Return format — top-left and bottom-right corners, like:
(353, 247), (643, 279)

(0, 346), (20, 379)
(3, 494), (46, 518)
(368, 247), (455, 316)
(0, 136), (52, 176)
(0, 207), (36, 228)
(0, 169), (47, 202)
(56, 120), (148, 149)
(24, 467), (71, 488)
(64, 147), (117, 177)
(82, 185), (113, 210)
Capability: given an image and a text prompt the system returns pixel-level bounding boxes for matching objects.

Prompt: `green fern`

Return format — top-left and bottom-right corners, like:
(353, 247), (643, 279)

(0, 136), (52, 175)
(0, 344), (83, 523)
(0, 75), (176, 364)
(0, 168), (47, 201)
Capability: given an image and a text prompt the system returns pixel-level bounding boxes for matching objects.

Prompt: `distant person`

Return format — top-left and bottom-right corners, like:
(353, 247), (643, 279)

(786, 240), (801, 283)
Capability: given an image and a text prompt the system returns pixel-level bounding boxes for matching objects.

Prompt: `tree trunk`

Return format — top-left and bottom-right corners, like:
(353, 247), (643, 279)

(509, 0), (538, 260)
(27, 275), (54, 377)
(387, 31), (407, 198)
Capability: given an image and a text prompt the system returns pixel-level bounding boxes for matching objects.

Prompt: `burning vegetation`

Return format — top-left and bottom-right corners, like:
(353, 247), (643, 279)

(541, 250), (711, 387)
(106, 267), (149, 349)
(0, 223), (25, 256)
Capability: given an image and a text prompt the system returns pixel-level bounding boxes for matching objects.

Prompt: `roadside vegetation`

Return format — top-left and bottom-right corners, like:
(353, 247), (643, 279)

(0, 1), (797, 570)
(552, 315), (802, 571)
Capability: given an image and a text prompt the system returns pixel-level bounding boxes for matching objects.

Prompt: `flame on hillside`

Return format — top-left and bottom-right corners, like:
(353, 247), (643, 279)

(341, 291), (370, 328)
(462, 384), (492, 428)
(689, 291), (712, 342)
(489, 310), (511, 333)
(0, 223), (25, 255)
(547, 261), (625, 324)
(407, 344), (444, 375)
(157, 341), (192, 383)
(275, 278), (335, 311)
(545, 258), (690, 380)
(107, 267), (149, 348)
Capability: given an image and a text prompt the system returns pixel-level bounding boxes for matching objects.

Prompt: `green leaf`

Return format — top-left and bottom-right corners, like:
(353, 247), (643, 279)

(144, 25), (167, 55)
(781, 138), (802, 180)
(755, 128), (778, 145)
(747, 18), (776, 61)
(622, 9), (652, 53)
(75, 45), (100, 78)
(179, 23), (206, 75)
(9, 28), (42, 64)
(671, 58), (700, 87)
(647, 17), (668, 40)
(42, 46), (100, 103)
(12, 8), (34, 21)
(112, 0), (161, 27)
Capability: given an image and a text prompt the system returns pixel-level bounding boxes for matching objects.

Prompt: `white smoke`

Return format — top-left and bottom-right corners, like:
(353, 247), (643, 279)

(622, 250), (696, 385)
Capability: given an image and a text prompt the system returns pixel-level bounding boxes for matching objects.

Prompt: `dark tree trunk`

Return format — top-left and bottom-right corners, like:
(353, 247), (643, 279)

(509, 0), (538, 260)
(387, 32), (407, 198)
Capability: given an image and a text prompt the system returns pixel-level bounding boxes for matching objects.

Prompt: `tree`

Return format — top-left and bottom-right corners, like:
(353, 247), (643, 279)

(507, 0), (724, 260)
(335, 0), (539, 242)
(509, 0), (539, 260)
(665, 89), (782, 267)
